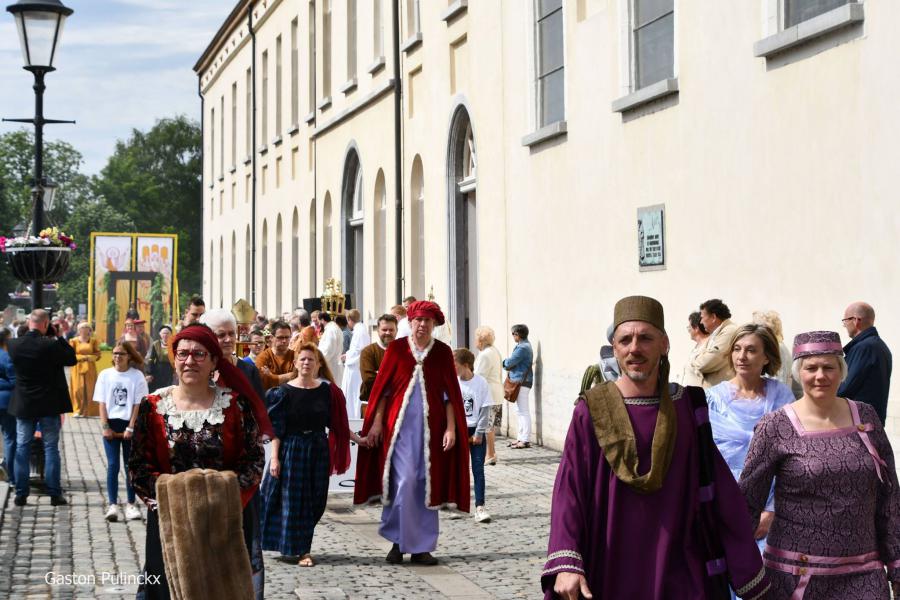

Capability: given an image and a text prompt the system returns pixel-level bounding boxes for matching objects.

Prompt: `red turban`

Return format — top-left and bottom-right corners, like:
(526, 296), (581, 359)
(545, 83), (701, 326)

(407, 300), (446, 326)
(171, 325), (274, 440)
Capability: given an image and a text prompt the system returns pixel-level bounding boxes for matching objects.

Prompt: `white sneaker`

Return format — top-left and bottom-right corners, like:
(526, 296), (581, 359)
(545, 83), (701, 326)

(474, 506), (491, 523)
(124, 503), (142, 521)
(105, 504), (120, 522)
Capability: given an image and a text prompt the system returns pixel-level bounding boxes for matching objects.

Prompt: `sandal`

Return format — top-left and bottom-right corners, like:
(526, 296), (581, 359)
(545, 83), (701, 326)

(511, 442), (530, 449)
(486, 455), (497, 465)
(298, 554), (315, 567)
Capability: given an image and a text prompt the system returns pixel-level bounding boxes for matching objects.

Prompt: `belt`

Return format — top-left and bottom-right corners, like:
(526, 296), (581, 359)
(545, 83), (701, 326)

(764, 545), (896, 600)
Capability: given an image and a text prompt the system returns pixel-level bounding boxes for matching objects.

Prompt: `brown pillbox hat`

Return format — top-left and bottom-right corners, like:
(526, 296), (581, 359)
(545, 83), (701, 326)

(613, 296), (665, 335)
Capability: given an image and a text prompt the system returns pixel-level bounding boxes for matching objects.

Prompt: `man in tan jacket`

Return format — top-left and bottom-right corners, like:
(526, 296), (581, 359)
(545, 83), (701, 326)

(690, 299), (738, 388)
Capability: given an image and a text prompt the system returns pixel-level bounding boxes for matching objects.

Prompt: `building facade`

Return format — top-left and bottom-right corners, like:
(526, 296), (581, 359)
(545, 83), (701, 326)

(196, 0), (900, 451)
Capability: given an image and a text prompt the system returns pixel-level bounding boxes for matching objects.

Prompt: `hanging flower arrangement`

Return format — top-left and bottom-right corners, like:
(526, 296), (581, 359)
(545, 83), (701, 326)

(0, 226), (76, 253)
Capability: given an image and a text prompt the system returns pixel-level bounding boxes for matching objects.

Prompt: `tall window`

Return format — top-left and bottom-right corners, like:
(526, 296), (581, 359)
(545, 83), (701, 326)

(308, 1), (316, 113)
(374, 170), (386, 314)
(245, 226), (251, 299)
(245, 68), (252, 156)
(410, 155), (425, 297)
(632, 0), (674, 90)
(219, 237), (224, 307)
(785, 0), (850, 28)
(535, 0), (565, 127)
(231, 231), (236, 304)
(291, 208), (299, 310)
(347, 0), (358, 80)
(374, 0), (384, 58)
(323, 0), (332, 98)
(323, 194), (332, 278)
(275, 36), (283, 135)
(231, 82), (237, 167)
(210, 107), (215, 180)
(209, 241), (214, 301)
(219, 96), (225, 175)
(261, 220), (268, 313)
(291, 18), (299, 125)
(261, 50), (269, 143)
(309, 201), (317, 295)
(406, 0), (420, 38)
(276, 215), (283, 316)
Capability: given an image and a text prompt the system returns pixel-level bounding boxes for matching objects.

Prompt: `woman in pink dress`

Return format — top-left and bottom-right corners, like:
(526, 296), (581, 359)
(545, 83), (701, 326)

(740, 331), (900, 599)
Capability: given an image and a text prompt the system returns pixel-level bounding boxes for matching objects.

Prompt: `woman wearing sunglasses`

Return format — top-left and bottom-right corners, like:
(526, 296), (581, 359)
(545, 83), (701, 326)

(128, 324), (273, 600)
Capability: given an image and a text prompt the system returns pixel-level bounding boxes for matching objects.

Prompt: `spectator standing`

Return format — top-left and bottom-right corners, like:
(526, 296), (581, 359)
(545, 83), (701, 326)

(289, 309), (318, 351)
(255, 321), (298, 391)
(340, 309), (370, 419)
(69, 322), (102, 417)
(132, 319), (151, 357)
(260, 343), (361, 566)
(94, 342), (148, 522)
(455, 348), (493, 523)
(335, 314), (352, 353)
(244, 329), (266, 365)
(145, 325), (175, 391)
(503, 324), (533, 449)
(681, 311), (708, 387)
(359, 314), (398, 411)
(201, 309), (266, 403)
(838, 302), (892, 424)
(0, 330), (16, 487)
(317, 312), (344, 384)
(740, 331), (900, 598)
(473, 326), (504, 465)
(8, 310), (77, 506)
(691, 299), (739, 388)
(392, 305), (411, 339)
(705, 324), (793, 563)
(181, 295), (206, 328)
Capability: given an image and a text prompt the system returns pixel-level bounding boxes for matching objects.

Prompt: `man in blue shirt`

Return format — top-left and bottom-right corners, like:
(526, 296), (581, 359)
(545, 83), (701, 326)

(839, 302), (892, 423)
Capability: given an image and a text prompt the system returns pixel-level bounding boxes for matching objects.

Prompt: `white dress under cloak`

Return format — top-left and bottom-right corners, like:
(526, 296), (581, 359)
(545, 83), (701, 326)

(340, 322), (371, 419)
(318, 322), (344, 385)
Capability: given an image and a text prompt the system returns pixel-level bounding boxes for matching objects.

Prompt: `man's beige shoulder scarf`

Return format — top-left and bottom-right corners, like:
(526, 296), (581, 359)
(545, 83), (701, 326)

(581, 380), (676, 494)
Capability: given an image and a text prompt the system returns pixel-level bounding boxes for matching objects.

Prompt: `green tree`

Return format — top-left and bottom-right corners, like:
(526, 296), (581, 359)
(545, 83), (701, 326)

(0, 129), (91, 306)
(93, 115), (202, 299)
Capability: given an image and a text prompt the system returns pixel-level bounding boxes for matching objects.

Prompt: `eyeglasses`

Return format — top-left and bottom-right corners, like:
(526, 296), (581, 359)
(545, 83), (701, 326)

(841, 317), (858, 323)
(174, 349), (210, 362)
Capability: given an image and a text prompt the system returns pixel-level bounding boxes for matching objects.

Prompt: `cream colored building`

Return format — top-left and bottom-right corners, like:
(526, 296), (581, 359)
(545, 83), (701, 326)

(196, 0), (900, 451)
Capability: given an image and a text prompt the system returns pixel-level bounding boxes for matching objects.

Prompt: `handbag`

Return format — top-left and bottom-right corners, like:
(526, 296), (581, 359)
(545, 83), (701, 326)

(503, 366), (530, 403)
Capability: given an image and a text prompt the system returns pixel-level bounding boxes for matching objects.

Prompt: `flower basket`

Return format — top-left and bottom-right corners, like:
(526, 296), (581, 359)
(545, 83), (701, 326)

(4, 246), (72, 282)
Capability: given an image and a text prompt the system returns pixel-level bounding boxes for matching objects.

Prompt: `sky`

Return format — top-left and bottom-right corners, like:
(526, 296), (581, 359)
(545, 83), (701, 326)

(0, 0), (230, 175)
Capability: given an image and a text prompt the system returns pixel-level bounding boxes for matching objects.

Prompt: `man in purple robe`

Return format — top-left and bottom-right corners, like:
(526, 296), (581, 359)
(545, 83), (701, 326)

(543, 296), (770, 600)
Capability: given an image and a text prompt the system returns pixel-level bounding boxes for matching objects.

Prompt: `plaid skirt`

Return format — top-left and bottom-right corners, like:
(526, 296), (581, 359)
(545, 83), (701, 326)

(259, 431), (330, 556)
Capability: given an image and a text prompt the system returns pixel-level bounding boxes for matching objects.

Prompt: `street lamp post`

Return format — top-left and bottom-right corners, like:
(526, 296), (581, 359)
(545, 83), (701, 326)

(3, 0), (74, 311)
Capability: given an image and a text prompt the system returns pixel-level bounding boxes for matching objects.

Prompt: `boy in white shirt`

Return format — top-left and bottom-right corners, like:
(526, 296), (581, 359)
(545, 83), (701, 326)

(454, 348), (493, 523)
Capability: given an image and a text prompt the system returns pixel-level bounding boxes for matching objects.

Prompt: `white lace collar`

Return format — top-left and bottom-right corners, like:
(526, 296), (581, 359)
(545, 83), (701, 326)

(155, 385), (232, 432)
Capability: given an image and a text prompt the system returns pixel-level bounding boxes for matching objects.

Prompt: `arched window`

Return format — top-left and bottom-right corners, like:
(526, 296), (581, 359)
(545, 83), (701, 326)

(245, 225), (251, 300)
(231, 231), (236, 304)
(410, 155), (425, 298)
(219, 237), (224, 307)
(276, 215), (283, 316)
(261, 219), (269, 315)
(309, 201), (317, 295)
(209, 240), (214, 302)
(342, 150), (364, 314)
(374, 169), (387, 315)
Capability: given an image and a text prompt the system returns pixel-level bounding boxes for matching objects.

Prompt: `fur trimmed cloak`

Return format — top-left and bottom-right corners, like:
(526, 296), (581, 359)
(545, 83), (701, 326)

(353, 337), (471, 512)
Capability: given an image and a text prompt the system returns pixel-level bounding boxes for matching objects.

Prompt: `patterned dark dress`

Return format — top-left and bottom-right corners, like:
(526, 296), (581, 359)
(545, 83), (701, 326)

(260, 381), (334, 556)
(129, 385), (265, 600)
(740, 400), (900, 599)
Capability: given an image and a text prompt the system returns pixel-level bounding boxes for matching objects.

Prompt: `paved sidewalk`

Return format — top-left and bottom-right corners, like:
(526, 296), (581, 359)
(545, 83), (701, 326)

(0, 417), (561, 599)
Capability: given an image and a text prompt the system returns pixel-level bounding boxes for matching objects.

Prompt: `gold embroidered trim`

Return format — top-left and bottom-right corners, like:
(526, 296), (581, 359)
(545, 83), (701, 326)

(547, 550), (583, 562)
(541, 564), (585, 577)
(746, 582), (771, 600)
(736, 566), (767, 596)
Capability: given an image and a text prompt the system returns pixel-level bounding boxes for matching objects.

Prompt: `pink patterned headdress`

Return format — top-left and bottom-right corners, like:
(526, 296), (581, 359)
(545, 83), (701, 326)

(792, 330), (844, 360)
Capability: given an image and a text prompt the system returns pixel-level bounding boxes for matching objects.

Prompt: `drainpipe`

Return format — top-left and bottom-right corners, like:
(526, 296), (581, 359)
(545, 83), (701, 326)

(392, 0), (404, 304)
(198, 78), (205, 303)
(249, 2), (258, 307)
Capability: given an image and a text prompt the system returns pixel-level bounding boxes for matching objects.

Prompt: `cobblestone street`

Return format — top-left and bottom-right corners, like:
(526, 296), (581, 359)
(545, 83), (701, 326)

(0, 416), (560, 599)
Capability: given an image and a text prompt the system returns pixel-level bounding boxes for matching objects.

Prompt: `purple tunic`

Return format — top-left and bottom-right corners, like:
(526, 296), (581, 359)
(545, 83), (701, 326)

(739, 400), (900, 599)
(378, 381), (440, 553)
(543, 385), (769, 600)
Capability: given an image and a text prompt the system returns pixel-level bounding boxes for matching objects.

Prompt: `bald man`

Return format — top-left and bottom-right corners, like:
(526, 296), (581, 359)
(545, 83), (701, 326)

(839, 302), (892, 424)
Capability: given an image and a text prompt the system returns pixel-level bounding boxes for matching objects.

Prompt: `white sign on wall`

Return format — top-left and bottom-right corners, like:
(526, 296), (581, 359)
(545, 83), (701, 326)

(638, 204), (666, 271)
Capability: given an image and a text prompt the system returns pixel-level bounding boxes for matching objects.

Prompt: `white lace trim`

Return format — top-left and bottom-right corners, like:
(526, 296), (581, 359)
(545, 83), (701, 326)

(155, 385), (232, 432)
(547, 550), (583, 562)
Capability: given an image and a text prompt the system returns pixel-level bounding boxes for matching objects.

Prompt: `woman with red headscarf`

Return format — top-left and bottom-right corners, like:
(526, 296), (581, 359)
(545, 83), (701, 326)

(128, 323), (271, 600)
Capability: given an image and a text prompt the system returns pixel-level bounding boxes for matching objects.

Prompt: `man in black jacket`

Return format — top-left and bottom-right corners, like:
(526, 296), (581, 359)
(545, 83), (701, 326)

(839, 302), (892, 424)
(8, 309), (77, 506)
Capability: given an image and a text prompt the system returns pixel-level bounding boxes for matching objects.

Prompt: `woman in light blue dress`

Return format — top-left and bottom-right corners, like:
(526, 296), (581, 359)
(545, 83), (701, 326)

(706, 324), (794, 551)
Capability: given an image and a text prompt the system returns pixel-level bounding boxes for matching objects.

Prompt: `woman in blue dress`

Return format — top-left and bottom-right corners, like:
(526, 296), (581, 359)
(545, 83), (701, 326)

(706, 324), (794, 554)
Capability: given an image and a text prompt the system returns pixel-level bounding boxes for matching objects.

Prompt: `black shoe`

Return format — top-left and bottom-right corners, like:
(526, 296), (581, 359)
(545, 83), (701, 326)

(410, 552), (438, 566)
(50, 496), (68, 506)
(14, 495), (26, 506)
(386, 543), (403, 564)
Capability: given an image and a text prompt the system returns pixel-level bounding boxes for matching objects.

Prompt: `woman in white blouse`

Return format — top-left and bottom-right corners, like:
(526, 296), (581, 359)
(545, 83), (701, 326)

(474, 326), (504, 465)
